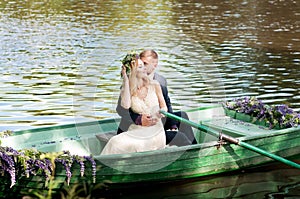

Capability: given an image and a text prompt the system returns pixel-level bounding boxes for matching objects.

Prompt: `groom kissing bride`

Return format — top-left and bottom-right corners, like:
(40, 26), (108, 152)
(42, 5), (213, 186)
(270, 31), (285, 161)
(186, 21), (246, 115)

(101, 49), (197, 155)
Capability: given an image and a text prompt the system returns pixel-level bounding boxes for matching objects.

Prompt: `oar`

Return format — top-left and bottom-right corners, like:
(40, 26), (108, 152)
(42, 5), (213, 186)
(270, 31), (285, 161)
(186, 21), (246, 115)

(160, 110), (300, 169)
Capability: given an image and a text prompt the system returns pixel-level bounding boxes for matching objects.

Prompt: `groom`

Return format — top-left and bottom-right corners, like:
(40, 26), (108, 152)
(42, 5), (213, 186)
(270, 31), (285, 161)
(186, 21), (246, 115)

(116, 49), (197, 146)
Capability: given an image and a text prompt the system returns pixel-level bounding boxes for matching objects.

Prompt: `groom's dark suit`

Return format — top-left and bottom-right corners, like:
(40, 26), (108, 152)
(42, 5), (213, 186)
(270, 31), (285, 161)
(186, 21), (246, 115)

(116, 72), (197, 146)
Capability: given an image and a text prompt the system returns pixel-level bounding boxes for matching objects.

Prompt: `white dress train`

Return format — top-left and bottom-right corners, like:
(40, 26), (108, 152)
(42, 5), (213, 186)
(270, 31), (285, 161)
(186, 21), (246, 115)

(101, 85), (166, 155)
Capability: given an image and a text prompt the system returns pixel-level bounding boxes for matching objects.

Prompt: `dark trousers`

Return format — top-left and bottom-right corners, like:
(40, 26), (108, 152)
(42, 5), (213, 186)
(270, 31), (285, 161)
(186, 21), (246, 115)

(163, 111), (197, 146)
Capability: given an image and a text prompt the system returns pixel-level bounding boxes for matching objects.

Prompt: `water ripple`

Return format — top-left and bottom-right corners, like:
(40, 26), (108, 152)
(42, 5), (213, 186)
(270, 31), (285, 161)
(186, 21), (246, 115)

(0, 0), (299, 131)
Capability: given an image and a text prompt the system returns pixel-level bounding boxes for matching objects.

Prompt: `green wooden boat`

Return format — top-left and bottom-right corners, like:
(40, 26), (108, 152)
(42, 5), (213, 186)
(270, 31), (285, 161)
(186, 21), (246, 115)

(0, 105), (299, 197)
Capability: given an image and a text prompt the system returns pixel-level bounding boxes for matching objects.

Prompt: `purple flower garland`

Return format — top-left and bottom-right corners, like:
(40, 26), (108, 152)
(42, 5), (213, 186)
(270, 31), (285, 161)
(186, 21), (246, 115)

(0, 146), (97, 188)
(224, 96), (300, 129)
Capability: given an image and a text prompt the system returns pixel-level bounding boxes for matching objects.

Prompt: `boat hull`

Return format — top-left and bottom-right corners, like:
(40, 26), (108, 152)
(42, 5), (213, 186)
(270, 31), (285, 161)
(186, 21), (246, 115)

(0, 107), (299, 197)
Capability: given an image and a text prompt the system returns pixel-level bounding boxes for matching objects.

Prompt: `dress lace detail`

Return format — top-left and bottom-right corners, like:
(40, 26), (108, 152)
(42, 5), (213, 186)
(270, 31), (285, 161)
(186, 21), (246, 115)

(131, 84), (160, 116)
(101, 84), (166, 155)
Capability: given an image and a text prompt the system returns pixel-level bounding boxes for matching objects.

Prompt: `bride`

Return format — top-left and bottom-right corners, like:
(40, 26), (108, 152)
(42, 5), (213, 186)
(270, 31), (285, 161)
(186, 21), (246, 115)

(101, 55), (167, 155)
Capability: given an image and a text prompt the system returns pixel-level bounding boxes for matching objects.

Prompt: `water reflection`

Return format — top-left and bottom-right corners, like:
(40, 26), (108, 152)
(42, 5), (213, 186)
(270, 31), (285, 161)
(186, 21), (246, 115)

(0, 0), (299, 198)
(0, 0), (299, 128)
(173, 0), (299, 51)
(103, 166), (300, 199)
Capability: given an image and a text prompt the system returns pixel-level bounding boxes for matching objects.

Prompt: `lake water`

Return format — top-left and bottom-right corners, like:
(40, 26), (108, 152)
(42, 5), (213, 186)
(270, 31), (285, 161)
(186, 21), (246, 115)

(0, 0), (299, 198)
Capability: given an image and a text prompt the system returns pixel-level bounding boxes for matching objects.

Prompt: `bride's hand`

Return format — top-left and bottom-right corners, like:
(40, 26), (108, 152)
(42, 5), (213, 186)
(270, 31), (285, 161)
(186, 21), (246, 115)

(156, 108), (167, 118)
(156, 113), (164, 118)
(130, 59), (137, 69)
(121, 66), (128, 80)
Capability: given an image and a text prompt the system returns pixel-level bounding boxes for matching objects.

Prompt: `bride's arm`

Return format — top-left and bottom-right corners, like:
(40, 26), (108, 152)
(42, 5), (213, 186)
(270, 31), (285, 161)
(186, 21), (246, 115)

(154, 82), (167, 112)
(120, 66), (131, 109)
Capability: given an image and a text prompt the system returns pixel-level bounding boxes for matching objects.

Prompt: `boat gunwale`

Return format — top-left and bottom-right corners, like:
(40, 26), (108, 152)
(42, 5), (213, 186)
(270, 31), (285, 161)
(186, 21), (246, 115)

(4, 117), (299, 160)
(10, 117), (121, 135)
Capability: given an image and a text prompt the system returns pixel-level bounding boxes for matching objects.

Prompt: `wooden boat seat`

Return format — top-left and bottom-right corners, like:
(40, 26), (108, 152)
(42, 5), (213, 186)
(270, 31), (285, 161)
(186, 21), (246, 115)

(202, 117), (279, 137)
(95, 131), (117, 143)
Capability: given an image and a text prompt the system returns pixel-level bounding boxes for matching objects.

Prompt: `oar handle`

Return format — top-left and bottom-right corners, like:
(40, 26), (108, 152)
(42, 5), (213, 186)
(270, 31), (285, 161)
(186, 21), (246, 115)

(160, 110), (300, 170)
(239, 141), (300, 169)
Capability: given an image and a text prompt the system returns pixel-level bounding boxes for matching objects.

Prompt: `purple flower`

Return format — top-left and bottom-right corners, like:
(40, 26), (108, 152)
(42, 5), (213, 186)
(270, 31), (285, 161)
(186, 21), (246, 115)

(74, 156), (85, 177)
(224, 97), (300, 129)
(84, 155), (96, 183)
(0, 144), (98, 189)
(0, 147), (17, 187)
(55, 151), (73, 185)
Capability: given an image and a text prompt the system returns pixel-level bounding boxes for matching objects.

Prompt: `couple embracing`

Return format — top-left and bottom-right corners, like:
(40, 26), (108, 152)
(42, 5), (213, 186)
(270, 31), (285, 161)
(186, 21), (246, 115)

(101, 50), (196, 155)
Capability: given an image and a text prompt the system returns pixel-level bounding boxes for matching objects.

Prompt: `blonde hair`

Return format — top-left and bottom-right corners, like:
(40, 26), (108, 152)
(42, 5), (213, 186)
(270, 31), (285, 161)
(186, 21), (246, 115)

(128, 57), (150, 96)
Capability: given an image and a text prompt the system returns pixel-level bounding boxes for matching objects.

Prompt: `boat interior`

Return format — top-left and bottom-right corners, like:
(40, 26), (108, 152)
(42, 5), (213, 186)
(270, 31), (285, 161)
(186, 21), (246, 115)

(2, 106), (296, 157)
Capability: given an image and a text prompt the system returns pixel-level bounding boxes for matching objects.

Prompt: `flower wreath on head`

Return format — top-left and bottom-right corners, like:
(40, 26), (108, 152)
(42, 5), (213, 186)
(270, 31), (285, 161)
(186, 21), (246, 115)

(121, 51), (139, 77)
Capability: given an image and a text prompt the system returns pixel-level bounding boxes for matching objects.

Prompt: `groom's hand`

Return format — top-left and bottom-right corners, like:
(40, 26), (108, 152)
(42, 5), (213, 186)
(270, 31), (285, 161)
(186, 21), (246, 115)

(141, 114), (157, 126)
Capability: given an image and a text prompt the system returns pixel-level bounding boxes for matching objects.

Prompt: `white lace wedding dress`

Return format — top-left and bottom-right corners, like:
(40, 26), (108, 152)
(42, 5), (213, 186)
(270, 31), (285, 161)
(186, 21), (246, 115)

(101, 85), (166, 155)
